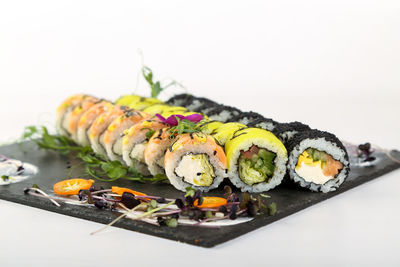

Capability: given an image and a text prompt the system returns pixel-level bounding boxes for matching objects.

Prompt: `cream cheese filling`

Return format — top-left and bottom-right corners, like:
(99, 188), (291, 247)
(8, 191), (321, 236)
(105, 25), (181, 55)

(295, 162), (333, 185)
(175, 154), (214, 186)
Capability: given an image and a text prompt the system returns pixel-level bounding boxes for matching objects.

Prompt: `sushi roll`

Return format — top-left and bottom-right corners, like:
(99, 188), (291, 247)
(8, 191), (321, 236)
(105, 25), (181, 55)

(164, 133), (227, 192)
(158, 106), (188, 117)
(183, 96), (218, 111)
(67, 97), (102, 142)
(192, 101), (221, 114)
(198, 121), (224, 135)
(209, 122), (247, 146)
(143, 104), (173, 115)
(225, 127), (288, 192)
(56, 94), (95, 137)
(122, 119), (168, 175)
(228, 111), (265, 125)
(248, 117), (279, 132)
(88, 105), (129, 157)
(103, 110), (150, 162)
(286, 129), (350, 193)
(126, 97), (163, 111)
(272, 121), (311, 145)
(115, 94), (144, 106)
(205, 105), (242, 122)
(144, 128), (176, 175)
(76, 101), (114, 146)
(166, 93), (195, 107)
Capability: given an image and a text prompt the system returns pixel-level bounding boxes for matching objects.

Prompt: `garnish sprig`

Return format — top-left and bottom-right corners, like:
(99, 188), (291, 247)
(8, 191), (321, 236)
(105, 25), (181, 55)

(22, 125), (168, 183)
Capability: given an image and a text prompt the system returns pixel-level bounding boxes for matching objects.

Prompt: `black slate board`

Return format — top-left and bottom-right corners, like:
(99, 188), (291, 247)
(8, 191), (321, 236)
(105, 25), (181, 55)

(0, 141), (399, 247)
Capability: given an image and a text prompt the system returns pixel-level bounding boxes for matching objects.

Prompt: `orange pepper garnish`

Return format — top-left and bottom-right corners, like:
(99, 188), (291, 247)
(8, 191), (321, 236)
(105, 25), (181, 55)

(194, 197), (227, 208)
(111, 186), (147, 197)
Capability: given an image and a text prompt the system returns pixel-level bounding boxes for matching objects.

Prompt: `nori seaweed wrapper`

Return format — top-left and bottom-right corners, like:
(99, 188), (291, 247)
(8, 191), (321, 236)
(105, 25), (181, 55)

(285, 129), (350, 192)
(248, 117), (279, 132)
(206, 105), (242, 122)
(227, 111), (265, 125)
(166, 94), (195, 107)
(273, 121), (311, 145)
(185, 97), (218, 111)
(286, 129), (348, 159)
(194, 102), (222, 114)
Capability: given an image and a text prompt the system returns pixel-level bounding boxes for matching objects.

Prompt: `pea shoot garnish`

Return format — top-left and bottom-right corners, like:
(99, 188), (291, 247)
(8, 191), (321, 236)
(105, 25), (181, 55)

(22, 125), (168, 183)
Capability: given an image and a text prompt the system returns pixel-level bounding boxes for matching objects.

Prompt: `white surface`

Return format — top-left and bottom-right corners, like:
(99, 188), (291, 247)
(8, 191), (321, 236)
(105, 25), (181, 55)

(0, 1), (400, 266)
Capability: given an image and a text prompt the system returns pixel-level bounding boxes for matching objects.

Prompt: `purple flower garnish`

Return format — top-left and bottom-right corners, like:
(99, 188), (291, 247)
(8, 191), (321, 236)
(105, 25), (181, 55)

(155, 113), (203, 126)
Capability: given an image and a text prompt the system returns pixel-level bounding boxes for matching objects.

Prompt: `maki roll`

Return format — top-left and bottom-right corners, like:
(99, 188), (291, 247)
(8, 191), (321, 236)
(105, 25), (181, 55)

(56, 94), (97, 137)
(67, 97), (103, 142)
(286, 129), (350, 193)
(225, 128), (288, 192)
(115, 94), (144, 107)
(273, 121), (311, 145)
(144, 128), (175, 175)
(122, 119), (167, 175)
(209, 122), (247, 146)
(183, 96), (218, 111)
(76, 101), (114, 146)
(103, 110), (150, 162)
(228, 111), (265, 125)
(205, 105), (242, 122)
(128, 97), (163, 111)
(166, 93), (194, 107)
(88, 106), (129, 157)
(198, 121), (224, 135)
(164, 133), (227, 192)
(159, 106), (188, 117)
(115, 95), (163, 111)
(248, 117), (278, 132)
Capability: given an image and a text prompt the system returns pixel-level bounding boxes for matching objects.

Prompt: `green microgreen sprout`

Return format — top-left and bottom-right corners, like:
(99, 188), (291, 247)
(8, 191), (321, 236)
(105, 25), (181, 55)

(142, 66), (183, 99)
(268, 202), (277, 216)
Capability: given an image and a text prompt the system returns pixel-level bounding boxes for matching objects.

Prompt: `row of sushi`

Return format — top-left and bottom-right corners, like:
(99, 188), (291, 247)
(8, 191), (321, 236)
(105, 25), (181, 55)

(56, 93), (349, 193)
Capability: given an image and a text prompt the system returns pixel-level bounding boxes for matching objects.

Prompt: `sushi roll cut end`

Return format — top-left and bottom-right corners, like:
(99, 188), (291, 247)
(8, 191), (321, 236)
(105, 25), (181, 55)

(225, 128), (288, 192)
(287, 130), (350, 193)
(164, 133), (227, 192)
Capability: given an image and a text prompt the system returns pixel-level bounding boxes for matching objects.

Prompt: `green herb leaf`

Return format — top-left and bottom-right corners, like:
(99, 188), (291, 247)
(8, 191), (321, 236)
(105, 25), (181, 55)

(22, 125), (166, 184)
(151, 81), (163, 98)
(101, 161), (127, 179)
(145, 129), (155, 139)
(168, 118), (200, 139)
(142, 66), (154, 87)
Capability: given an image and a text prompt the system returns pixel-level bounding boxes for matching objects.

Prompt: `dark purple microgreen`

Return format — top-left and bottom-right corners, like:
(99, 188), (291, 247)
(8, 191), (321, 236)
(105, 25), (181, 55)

(121, 192), (140, 209)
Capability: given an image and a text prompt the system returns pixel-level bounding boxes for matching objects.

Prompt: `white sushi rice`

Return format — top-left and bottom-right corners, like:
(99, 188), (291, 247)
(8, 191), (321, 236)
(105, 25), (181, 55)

(255, 121), (275, 131)
(287, 137), (350, 193)
(186, 99), (204, 111)
(209, 110), (240, 123)
(227, 138), (288, 193)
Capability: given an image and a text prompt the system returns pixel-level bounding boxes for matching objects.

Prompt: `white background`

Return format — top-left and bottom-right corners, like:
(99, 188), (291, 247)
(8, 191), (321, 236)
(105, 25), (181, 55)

(0, 1), (399, 266)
